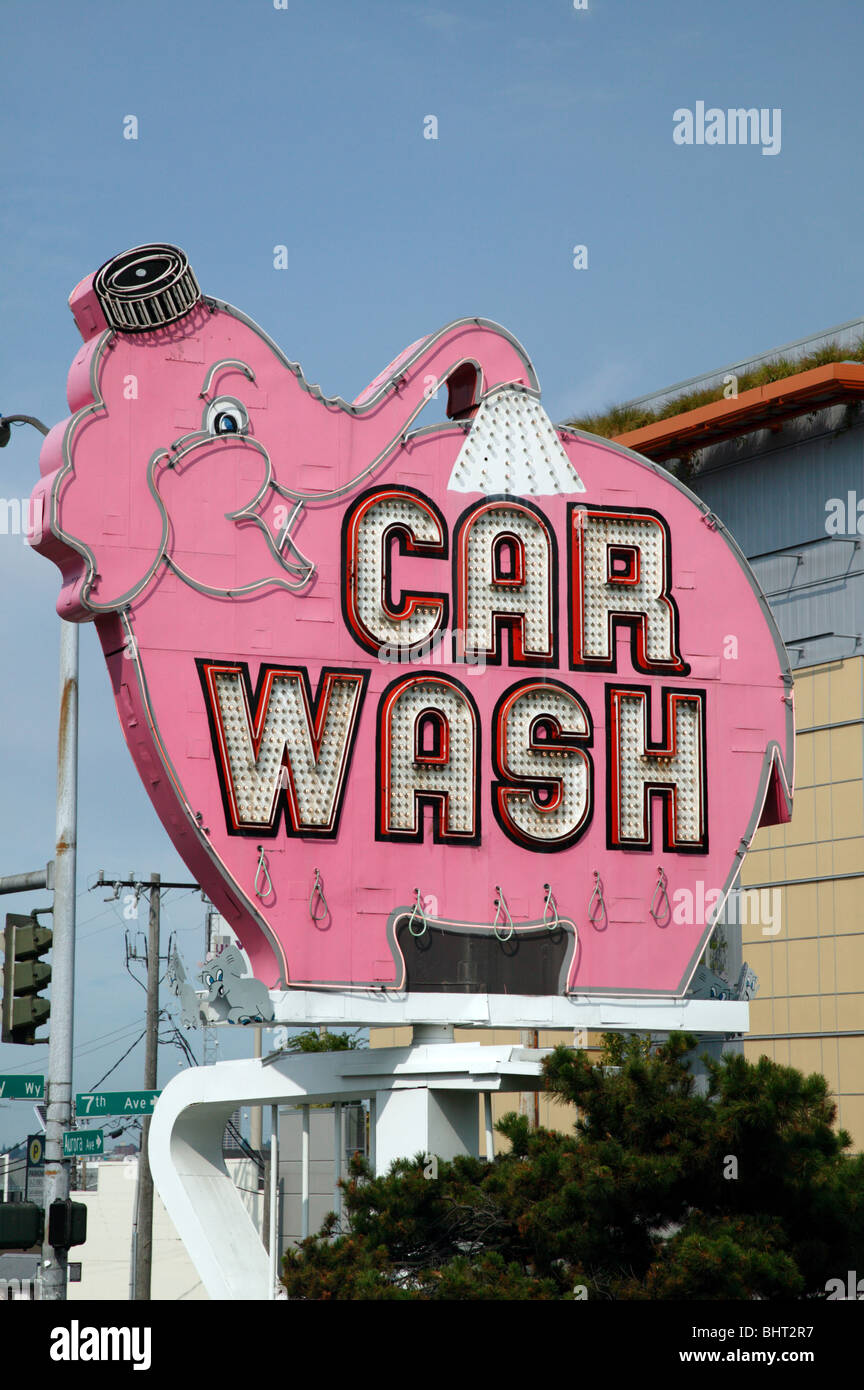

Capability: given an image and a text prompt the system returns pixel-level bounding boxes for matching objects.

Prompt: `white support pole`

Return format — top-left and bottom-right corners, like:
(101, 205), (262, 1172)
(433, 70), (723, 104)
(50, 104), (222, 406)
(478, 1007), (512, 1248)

(484, 1093), (494, 1160)
(368, 1095), (376, 1176)
(301, 1107), (310, 1239)
(375, 1085), (480, 1174)
(2, 1151), (9, 1202)
(250, 1030), (263, 1154)
(333, 1101), (343, 1224)
(268, 1105), (278, 1298)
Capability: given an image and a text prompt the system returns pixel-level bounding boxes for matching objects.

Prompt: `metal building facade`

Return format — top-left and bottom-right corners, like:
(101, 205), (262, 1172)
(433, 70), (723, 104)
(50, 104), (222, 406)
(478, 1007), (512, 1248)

(620, 327), (864, 1148)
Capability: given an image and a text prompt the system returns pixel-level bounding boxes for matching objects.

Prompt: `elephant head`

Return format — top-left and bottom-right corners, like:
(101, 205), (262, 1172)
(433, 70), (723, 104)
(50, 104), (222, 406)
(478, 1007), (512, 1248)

(30, 243), (541, 621)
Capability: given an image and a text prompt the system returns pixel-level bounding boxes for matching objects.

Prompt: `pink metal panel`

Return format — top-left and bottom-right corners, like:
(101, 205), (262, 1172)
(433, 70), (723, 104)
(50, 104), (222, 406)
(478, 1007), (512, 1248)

(30, 246), (793, 997)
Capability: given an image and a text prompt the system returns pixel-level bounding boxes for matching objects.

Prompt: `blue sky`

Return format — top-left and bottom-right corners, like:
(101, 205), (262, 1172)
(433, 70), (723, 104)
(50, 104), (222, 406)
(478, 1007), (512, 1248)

(1, 0), (862, 1149)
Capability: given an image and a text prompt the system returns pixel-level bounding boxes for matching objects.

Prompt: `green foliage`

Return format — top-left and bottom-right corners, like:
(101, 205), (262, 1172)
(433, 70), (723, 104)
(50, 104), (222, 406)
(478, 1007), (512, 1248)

(597, 1030), (653, 1067)
(283, 1028), (364, 1053)
(281, 1151), (560, 1300)
(565, 335), (864, 440)
(637, 1216), (805, 1301)
(280, 1036), (864, 1300)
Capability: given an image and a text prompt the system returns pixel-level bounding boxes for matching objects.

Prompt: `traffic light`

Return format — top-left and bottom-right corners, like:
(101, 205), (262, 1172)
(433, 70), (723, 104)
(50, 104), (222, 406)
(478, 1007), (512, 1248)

(47, 1199), (87, 1249)
(0, 1202), (43, 1251)
(1, 912), (52, 1045)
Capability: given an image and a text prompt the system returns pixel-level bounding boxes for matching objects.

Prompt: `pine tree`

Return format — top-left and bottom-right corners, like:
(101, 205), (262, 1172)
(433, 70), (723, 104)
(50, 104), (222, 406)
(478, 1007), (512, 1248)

(280, 1034), (864, 1300)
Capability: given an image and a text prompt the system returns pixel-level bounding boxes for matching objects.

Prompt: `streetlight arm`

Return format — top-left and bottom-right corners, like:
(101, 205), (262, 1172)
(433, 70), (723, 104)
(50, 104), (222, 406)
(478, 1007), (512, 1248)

(0, 414), (50, 444)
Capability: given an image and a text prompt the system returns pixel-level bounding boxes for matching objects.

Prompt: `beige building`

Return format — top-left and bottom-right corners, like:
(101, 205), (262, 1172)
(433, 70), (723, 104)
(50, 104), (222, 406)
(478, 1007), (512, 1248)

(739, 656), (864, 1145)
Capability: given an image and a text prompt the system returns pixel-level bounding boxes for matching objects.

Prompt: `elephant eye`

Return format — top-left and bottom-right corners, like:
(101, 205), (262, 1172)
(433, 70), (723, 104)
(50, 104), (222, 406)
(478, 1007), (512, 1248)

(216, 969), (223, 982)
(206, 397), (249, 437)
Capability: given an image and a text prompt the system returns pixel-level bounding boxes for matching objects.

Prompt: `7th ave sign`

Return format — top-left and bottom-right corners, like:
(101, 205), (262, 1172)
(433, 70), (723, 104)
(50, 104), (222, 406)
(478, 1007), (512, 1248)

(76, 1090), (161, 1116)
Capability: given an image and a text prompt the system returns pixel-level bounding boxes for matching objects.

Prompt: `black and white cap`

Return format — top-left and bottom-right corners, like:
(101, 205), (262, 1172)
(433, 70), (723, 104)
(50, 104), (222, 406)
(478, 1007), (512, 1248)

(93, 243), (201, 333)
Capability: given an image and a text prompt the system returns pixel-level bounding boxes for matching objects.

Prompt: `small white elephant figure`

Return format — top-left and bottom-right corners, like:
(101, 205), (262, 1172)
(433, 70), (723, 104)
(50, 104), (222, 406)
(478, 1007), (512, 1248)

(201, 946), (274, 1024)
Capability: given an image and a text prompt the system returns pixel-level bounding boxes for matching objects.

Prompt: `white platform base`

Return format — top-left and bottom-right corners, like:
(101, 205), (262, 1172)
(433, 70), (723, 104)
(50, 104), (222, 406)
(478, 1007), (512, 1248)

(149, 1041), (550, 1301)
(265, 990), (750, 1032)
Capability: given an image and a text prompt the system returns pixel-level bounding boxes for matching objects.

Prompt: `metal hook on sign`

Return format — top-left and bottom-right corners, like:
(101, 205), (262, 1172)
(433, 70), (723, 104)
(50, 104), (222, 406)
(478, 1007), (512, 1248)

(649, 866), (671, 926)
(309, 867), (329, 925)
(493, 886), (514, 943)
(407, 888), (428, 938)
(254, 845), (275, 903)
(542, 882), (559, 931)
(588, 872), (607, 930)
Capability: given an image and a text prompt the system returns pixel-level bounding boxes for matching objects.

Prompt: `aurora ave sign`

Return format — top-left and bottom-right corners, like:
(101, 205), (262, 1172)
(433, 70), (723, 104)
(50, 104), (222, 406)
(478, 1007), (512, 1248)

(30, 244), (793, 1000)
(63, 1129), (104, 1156)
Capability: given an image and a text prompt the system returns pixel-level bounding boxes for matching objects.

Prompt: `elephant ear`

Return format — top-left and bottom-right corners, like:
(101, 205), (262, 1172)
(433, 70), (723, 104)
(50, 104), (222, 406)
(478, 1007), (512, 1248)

(32, 333), (169, 620)
(217, 945), (248, 981)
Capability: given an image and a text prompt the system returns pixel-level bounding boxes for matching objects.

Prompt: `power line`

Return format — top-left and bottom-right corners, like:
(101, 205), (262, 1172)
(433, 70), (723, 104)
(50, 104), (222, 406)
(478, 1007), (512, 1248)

(75, 882), (202, 943)
(74, 1023), (145, 1050)
(81, 1022), (144, 1048)
(86, 1031), (146, 1093)
(0, 1020), (148, 1071)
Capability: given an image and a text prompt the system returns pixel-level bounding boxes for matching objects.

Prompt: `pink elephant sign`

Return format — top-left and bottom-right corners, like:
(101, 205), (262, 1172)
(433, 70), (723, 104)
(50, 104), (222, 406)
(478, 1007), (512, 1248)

(30, 244), (793, 996)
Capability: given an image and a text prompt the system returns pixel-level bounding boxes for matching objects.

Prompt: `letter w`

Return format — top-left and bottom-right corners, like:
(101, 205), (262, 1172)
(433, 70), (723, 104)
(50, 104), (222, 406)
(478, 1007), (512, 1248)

(200, 662), (369, 836)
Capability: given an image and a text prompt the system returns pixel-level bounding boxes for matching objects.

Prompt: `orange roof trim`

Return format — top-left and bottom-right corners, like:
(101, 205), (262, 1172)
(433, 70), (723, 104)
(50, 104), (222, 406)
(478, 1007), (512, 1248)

(614, 363), (864, 461)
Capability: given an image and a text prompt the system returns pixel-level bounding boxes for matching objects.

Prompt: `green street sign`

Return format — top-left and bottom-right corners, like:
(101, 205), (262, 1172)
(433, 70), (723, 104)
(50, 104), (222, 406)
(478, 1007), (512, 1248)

(63, 1129), (104, 1157)
(0, 1074), (44, 1100)
(75, 1090), (160, 1116)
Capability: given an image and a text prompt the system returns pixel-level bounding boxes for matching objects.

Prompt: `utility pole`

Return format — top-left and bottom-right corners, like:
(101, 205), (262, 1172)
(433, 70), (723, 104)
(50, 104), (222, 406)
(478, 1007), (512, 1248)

(0, 410), (79, 1302)
(41, 620), (79, 1301)
(135, 872), (160, 1303)
(94, 871), (197, 1300)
